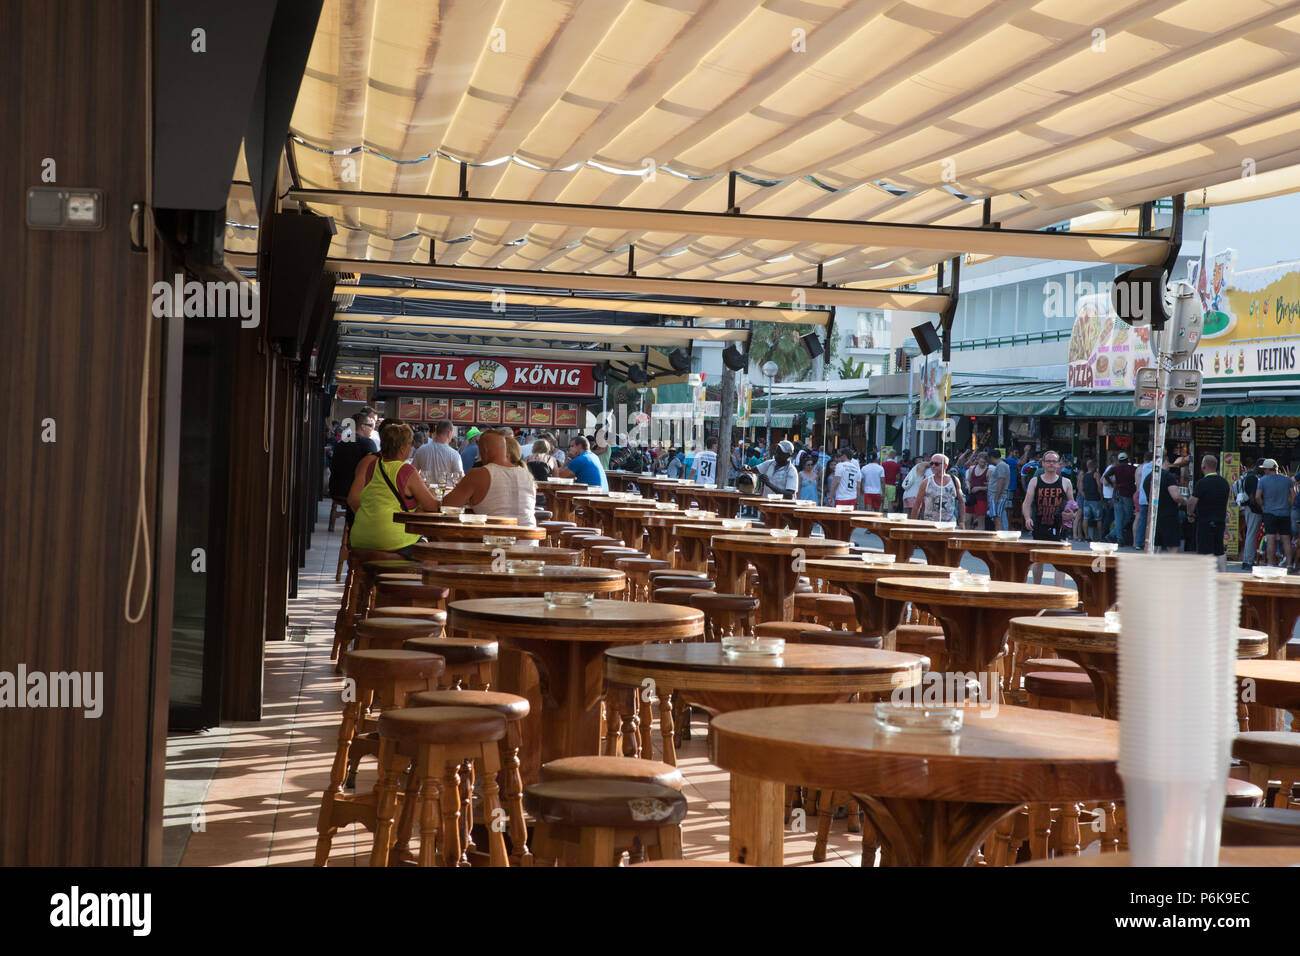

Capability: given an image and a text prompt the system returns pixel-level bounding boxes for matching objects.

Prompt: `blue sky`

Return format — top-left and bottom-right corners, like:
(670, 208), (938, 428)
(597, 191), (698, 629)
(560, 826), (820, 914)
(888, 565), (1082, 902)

(1207, 192), (1300, 271)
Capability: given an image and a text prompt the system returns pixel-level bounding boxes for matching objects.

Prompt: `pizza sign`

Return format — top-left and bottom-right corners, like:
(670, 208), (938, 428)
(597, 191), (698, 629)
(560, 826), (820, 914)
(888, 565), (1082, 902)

(377, 355), (597, 397)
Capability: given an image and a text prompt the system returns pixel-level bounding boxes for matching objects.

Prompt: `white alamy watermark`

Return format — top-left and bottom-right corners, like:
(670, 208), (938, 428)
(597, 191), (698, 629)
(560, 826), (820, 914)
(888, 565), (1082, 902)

(49, 887), (150, 936)
(0, 664), (103, 718)
(1042, 274), (1154, 322)
(151, 273), (259, 327)
(890, 669), (999, 716)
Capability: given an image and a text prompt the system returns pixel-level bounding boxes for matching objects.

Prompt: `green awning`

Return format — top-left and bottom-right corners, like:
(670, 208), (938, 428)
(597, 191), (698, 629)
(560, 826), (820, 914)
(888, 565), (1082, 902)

(843, 381), (1065, 417)
(766, 390), (871, 414)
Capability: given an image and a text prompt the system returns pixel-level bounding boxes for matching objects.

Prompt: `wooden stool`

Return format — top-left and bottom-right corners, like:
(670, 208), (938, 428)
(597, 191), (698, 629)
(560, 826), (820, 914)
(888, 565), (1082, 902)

(652, 586), (716, 606)
(754, 621), (829, 640)
(314, 649), (445, 866)
(355, 618), (442, 651)
(614, 557), (671, 601)
(1232, 733), (1300, 810)
(1021, 656), (1083, 675)
(335, 522), (349, 581)
(1225, 777), (1265, 808)
(367, 606), (448, 631)
(793, 591), (822, 623)
(540, 755), (685, 791)
(1220, 807), (1300, 846)
(793, 629), (883, 649)
(539, 520), (576, 546)
(332, 547), (401, 667)
(371, 707), (509, 866)
(558, 527), (601, 547)
(813, 593), (858, 629)
(579, 536), (623, 565)
(403, 635), (498, 690)
(534, 509), (553, 522)
(648, 569), (712, 585)
(689, 593), (759, 641)
(650, 574), (716, 593)
(374, 580), (449, 609)
(1024, 671), (1100, 716)
(524, 779), (688, 865)
(408, 689), (532, 866)
(595, 547), (643, 570)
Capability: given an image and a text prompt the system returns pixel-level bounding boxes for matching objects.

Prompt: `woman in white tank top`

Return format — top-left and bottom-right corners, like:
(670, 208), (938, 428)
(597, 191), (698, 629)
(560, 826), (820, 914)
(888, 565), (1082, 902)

(440, 430), (538, 534)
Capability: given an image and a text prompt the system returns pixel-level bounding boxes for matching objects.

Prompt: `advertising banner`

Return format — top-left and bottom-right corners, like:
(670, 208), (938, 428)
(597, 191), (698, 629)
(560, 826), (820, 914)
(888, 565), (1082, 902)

(918, 356), (950, 421)
(377, 354), (597, 397)
(450, 398), (475, 424)
(736, 381), (752, 427)
(475, 399), (501, 425)
(554, 403), (579, 427)
(396, 397), (424, 420)
(528, 402), (553, 427)
(502, 400), (527, 426)
(423, 397), (449, 420)
(335, 384), (371, 402)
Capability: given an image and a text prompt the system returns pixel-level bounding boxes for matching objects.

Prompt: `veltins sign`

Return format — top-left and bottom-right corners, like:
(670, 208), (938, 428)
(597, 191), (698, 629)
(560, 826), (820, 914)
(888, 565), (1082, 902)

(377, 355), (598, 397)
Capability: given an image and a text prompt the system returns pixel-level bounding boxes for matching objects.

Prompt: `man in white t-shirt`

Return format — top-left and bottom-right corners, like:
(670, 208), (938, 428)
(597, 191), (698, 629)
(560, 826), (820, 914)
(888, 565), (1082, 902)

(690, 436), (719, 485)
(859, 454), (885, 511)
(757, 440), (799, 498)
(831, 448), (860, 506)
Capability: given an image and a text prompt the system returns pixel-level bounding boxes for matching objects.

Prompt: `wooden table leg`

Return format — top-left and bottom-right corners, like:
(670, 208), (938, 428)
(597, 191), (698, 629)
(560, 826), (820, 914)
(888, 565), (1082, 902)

(855, 794), (1022, 867)
(658, 683), (677, 766)
(729, 772), (785, 866)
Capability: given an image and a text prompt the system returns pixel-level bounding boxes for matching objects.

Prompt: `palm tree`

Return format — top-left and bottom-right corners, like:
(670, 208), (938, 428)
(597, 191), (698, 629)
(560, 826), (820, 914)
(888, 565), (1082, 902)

(836, 357), (866, 380)
(749, 322), (829, 382)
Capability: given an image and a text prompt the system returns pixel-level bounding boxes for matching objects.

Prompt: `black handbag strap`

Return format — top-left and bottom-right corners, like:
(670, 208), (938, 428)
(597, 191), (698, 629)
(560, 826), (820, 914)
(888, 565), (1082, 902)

(374, 456), (411, 512)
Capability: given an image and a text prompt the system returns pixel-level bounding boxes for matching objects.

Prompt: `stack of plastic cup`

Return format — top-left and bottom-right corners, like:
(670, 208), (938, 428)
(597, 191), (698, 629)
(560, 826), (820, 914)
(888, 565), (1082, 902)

(1203, 575), (1242, 866)
(1116, 554), (1225, 866)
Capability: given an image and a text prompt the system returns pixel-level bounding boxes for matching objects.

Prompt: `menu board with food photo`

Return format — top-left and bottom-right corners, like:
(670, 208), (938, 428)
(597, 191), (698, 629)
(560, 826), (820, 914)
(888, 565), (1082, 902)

(423, 397), (449, 420)
(502, 400), (527, 426)
(450, 398), (476, 424)
(397, 397), (425, 421)
(528, 402), (553, 427)
(554, 402), (578, 427)
(1066, 294), (1153, 390)
(475, 399), (502, 425)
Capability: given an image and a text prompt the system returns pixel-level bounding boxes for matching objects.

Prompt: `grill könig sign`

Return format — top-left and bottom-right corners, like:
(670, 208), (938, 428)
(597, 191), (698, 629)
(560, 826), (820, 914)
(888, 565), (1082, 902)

(378, 355), (598, 398)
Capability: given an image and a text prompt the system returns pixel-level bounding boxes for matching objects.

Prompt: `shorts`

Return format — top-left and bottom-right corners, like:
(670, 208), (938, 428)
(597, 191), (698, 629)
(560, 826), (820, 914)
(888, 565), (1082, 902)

(1263, 513), (1290, 536)
(1195, 520), (1225, 557)
(1031, 523), (1062, 542)
(1082, 500), (1102, 522)
(884, 486), (898, 504)
(987, 493), (1010, 518)
(968, 498), (987, 516)
(863, 493), (882, 510)
(835, 499), (857, 509)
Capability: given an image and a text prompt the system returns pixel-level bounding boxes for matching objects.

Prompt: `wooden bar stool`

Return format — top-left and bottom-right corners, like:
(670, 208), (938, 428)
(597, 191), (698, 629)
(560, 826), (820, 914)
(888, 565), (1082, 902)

(367, 606), (448, 632)
(1024, 671), (1099, 716)
(371, 707), (510, 867)
(1220, 807), (1300, 846)
(650, 576), (717, 596)
(652, 586), (715, 606)
(793, 591), (822, 623)
(408, 689), (533, 866)
(649, 569), (713, 586)
(1020, 656), (1083, 675)
(754, 621), (829, 640)
(558, 527), (601, 547)
(579, 536), (623, 565)
(688, 593), (759, 641)
(374, 579), (449, 610)
(813, 593), (858, 629)
(1232, 733), (1300, 810)
(539, 520), (575, 545)
(403, 635), (498, 690)
(534, 509), (553, 522)
(614, 556), (671, 601)
(541, 755), (685, 794)
(314, 649), (445, 866)
(524, 779), (688, 866)
(332, 548), (402, 667)
(1225, 777), (1266, 808)
(355, 618), (442, 652)
(594, 547), (642, 570)
(794, 629), (883, 649)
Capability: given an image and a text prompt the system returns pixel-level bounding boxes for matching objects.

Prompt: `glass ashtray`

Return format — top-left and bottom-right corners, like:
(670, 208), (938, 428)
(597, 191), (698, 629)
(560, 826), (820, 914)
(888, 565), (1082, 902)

(440, 506), (464, 517)
(995, 530), (1020, 540)
(506, 560), (546, 573)
(874, 702), (963, 734)
(549, 477), (574, 485)
(1252, 566), (1286, 580)
(701, 484), (718, 490)
(1089, 541), (1118, 553)
(862, 552), (896, 565)
(721, 518), (749, 529)
(835, 504), (855, 512)
(886, 512), (909, 520)
(766, 493), (784, 500)
(769, 528), (797, 539)
(655, 502), (676, 510)
(544, 591), (595, 608)
(1103, 610), (1121, 631)
(721, 636), (785, 657)
(483, 535), (517, 546)
(459, 513), (488, 525)
(949, 570), (990, 588)
(933, 520), (957, 530)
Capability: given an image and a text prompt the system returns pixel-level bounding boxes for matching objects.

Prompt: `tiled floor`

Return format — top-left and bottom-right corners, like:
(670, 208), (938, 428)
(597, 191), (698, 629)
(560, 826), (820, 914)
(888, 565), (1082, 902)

(166, 503), (868, 866)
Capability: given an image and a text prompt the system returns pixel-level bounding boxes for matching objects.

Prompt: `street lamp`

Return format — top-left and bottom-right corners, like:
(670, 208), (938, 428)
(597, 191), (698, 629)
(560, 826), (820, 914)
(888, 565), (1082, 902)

(762, 360), (779, 452)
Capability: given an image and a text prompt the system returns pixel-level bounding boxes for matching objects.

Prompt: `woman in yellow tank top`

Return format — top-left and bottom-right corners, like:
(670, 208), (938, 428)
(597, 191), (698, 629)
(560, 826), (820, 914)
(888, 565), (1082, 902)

(347, 422), (439, 555)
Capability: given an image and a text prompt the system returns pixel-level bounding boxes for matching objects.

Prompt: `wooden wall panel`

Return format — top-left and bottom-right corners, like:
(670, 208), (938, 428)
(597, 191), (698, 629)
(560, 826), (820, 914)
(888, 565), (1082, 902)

(0, 0), (169, 865)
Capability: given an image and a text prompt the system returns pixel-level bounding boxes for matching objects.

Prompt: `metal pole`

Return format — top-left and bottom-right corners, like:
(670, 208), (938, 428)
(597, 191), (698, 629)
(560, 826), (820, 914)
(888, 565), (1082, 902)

(904, 361), (916, 455)
(1147, 328), (1170, 554)
(766, 376), (773, 450)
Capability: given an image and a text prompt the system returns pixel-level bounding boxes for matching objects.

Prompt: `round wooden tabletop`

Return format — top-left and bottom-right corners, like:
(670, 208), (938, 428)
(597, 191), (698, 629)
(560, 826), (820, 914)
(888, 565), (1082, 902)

(422, 563), (626, 594)
(411, 542), (580, 565)
(418, 522), (548, 541)
(949, 536), (1071, 553)
(643, 513), (730, 528)
(394, 512), (519, 525)
(1234, 659), (1300, 709)
(673, 522), (766, 541)
(890, 527), (997, 541)
(1019, 847), (1300, 867)
(854, 516), (933, 529)
(710, 703), (1121, 803)
(604, 642), (924, 696)
(1028, 548), (1119, 569)
(447, 597), (703, 643)
(710, 533), (852, 555)
(1009, 615), (1269, 658)
(803, 558), (961, 584)
(875, 576), (1077, 610)
(1238, 574), (1300, 596)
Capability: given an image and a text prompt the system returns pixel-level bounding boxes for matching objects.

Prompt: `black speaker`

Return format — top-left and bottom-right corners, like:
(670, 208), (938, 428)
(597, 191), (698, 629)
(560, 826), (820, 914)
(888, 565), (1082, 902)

(722, 345), (747, 371)
(668, 348), (691, 373)
(592, 364), (607, 383)
(628, 365), (648, 384)
(300, 275), (337, 368)
(800, 331), (824, 358)
(1112, 265), (1171, 329)
(911, 321), (942, 355)
(266, 211), (335, 348)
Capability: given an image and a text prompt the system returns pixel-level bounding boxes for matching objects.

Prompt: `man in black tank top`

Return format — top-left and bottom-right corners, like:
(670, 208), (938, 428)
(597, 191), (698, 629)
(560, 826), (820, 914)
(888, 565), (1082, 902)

(1021, 451), (1075, 585)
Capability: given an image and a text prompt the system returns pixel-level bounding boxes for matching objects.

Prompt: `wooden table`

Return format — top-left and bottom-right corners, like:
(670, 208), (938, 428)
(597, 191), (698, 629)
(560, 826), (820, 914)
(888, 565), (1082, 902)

(686, 487), (746, 518)
(604, 643), (924, 764)
(948, 536), (1071, 585)
(711, 703), (1122, 866)
(711, 534), (852, 623)
(1019, 847), (1300, 867)
(1029, 548), (1119, 616)
(891, 527), (995, 567)
(394, 511), (518, 526)
(404, 520), (547, 543)
(1236, 575), (1300, 731)
(854, 517), (937, 561)
(551, 486), (603, 522)
(790, 507), (861, 543)
(613, 505), (684, 554)
(803, 558), (960, 643)
(642, 514), (729, 563)
(411, 541), (580, 566)
(1008, 615), (1270, 719)
(1234, 659), (1300, 711)
(673, 522), (765, 572)
(422, 563), (626, 598)
(449, 598), (703, 784)
(874, 577), (1076, 688)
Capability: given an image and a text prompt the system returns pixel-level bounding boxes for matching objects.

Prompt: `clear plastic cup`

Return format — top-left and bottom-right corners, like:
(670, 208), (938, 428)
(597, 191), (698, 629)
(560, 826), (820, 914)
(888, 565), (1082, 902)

(1121, 775), (1217, 867)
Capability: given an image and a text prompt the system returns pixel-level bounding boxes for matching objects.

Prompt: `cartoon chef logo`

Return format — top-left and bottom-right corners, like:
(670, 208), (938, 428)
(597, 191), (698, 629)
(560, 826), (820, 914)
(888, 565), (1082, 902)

(464, 360), (507, 391)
